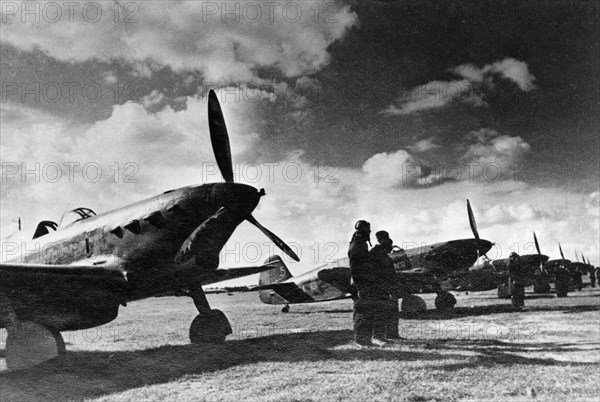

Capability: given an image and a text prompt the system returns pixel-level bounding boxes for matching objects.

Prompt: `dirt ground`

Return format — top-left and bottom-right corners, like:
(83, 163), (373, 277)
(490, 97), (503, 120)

(1, 282), (599, 401)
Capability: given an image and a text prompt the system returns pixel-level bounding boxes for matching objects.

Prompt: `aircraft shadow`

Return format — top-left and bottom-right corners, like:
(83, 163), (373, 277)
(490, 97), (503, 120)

(1, 329), (596, 401)
(400, 303), (600, 320)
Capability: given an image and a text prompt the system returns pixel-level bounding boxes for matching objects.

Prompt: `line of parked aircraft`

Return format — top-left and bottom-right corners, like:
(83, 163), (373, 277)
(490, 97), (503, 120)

(1, 91), (596, 370)
(255, 205), (595, 313)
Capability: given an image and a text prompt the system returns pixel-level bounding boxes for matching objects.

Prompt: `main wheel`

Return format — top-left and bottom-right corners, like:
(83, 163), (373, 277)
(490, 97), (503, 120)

(435, 291), (456, 310)
(189, 309), (232, 344)
(281, 305), (290, 313)
(533, 278), (551, 293)
(497, 283), (511, 299)
(5, 321), (65, 370)
(400, 295), (427, 312)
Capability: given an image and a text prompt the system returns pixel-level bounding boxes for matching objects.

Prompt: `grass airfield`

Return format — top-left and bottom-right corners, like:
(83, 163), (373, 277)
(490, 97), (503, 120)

(1, 284), (599, 401)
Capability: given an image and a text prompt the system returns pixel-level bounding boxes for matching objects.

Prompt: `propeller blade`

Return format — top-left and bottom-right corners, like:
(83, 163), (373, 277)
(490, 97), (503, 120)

(574, 249), (579, 262)
(533, 232), (542, 256)
(246, 214), (300, 262)
(533, 232), (545, 272)
(467, 199), (480, 240)
(559, 242), (565, 260)
(208, 90), (234, 183)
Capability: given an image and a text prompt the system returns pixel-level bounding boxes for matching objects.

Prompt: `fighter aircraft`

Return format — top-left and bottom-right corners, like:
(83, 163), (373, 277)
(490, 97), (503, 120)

(543, 242), (572, 278)
(255, 200), (493, 312)
(0, 90), (299, 370)
(466, 232), (550, 298)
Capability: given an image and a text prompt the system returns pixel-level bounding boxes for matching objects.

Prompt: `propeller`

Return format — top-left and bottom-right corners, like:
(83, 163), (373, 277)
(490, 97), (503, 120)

(206, 89), (299, 262)
(574, 249), (579, 263)
(559, 242), (565, 260)
(533, 232), (541, 256)
(467, 199), (479, 240)
(467, 199), (489, 260)
(246, 214), (299, 262)
(533, 231), (545, 273)
(208, 90), (234, 183)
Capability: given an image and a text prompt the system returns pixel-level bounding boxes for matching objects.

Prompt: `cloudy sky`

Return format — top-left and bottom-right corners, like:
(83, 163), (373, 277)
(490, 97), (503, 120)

(1, 1), (598, 281)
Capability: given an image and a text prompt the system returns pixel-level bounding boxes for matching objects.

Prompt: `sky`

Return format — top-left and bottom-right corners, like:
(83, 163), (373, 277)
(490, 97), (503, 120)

(1, 1), (598, 284)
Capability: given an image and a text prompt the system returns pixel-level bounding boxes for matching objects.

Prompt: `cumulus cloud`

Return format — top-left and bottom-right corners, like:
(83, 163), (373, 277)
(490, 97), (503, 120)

(0, 91), (261, 234)
(2, 99), (598, 273)
(359, 129), (532, 189)
(459, 128), (532, 169)
(409, 138), (440, 152)
(484, 58), (536, 91)
(0, 1), (358, 83)
(382, 57), (536, 115)
(362, 150), (449, 189)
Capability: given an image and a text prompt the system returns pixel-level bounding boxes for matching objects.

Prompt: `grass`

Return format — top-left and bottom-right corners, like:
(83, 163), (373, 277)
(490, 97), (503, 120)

(1, 283), (599, 401)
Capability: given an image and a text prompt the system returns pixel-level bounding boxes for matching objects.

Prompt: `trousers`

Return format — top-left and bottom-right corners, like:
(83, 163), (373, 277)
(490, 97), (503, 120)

(510, 280), (525, 308)
(353, 297), (397, 344)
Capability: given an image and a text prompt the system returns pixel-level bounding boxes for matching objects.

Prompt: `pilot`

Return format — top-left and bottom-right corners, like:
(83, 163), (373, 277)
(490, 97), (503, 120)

(369, 230), (403, 341)
(555, 262), (570, 297)
(571, 265), (583, 291)
(589, 265), (596, 288)
(349, 220), (387, 347)
(507, 252), (526, 311)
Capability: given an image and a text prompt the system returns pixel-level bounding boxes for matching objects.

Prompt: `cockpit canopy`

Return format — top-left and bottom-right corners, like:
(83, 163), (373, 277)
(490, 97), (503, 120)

(32, 221), (58, 239)
(58, 207), (97, 228)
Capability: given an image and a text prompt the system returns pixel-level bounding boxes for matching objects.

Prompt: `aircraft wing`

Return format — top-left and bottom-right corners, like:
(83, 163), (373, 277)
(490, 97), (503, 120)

(0, 261), (128, 331)
(0, 261), (126, 279)
(201, 258), (289, 286)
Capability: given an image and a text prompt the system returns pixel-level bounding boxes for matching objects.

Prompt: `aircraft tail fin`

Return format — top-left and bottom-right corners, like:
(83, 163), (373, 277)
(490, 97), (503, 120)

(257, 255), (293, 305)
(258, 255), (292, 286)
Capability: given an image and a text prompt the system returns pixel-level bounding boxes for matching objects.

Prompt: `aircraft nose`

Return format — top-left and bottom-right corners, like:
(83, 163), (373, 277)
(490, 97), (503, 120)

(210, 183), (263, 216)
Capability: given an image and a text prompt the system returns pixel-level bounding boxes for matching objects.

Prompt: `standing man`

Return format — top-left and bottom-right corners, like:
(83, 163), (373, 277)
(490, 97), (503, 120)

(507, 252), (526, 311)
(348, 220), (391, 347)
(369, 231), (403, 341)
(348, 220), (376, 346)
(589, 265), (596, 288)
(555, 262), (570, 297)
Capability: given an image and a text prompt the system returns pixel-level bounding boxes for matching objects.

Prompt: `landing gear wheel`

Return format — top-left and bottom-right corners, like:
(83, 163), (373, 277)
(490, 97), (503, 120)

(400, 295), (427, 313)
(281, 305), (290, 313)
(189, 309), (232, 344)
(435, 291), (456, 310)
(533, 280), (551, 293)
(5, 322), (65, 370)
(498, 283), (511, 299)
